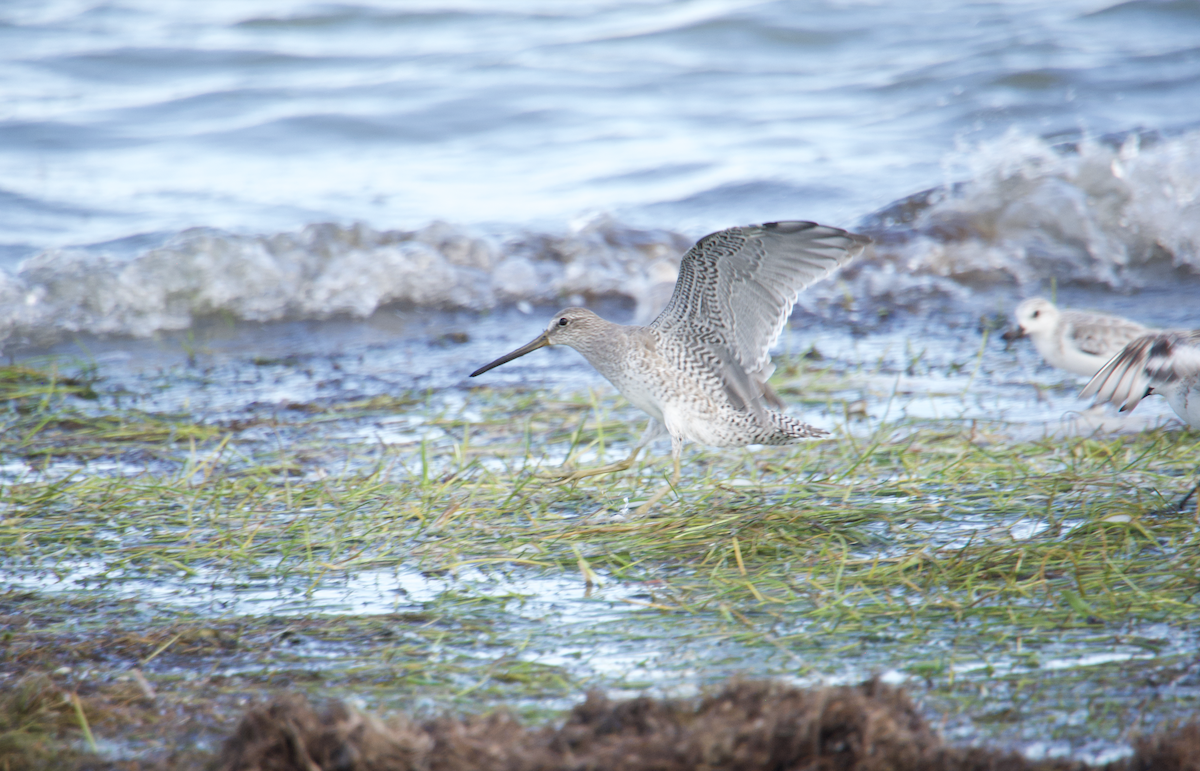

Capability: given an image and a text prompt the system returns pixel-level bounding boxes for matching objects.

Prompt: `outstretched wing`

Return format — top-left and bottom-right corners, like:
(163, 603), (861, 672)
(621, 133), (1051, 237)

(1080, 330), (1200, 413)
(650, 220), (868, 415)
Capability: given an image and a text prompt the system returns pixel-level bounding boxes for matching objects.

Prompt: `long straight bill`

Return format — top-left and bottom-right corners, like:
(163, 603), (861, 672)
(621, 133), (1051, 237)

(470, 333), (550, 377)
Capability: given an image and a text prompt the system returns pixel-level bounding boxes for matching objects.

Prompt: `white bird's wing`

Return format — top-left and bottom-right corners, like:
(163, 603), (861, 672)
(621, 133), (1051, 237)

(1063, 311), (1149, 358)
(1081, 330), (1200, 413)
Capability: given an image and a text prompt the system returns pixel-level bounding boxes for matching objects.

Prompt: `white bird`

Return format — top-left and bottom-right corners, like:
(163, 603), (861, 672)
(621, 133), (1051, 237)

(1080, 330), (1200, 429)
(1002, 298), (1152, 377)
(1080, 329), (1200, 511)
(470, 220), (869, 513)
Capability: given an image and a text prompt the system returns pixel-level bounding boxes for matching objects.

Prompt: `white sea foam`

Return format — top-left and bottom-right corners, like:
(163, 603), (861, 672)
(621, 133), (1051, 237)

(2, 130), (1198, 349)
(862, 128), (1200, 292)
(0, 216), (690, 348)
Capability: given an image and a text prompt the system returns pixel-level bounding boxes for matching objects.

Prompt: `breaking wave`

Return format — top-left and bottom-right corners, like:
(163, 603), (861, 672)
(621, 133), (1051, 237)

(0, 219), (694, 349)
(2, 128), (1198, 349)
(856, 128), (1200, 301)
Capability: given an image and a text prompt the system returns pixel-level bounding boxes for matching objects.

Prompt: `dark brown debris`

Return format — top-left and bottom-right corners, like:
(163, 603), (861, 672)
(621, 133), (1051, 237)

(216, 679), (1200, 771)
(1126, 721), (1200, 771)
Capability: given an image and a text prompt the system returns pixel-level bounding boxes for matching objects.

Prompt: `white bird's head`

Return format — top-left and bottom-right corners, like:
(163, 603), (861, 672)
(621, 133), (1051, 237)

(1003, 298), (1060, 342)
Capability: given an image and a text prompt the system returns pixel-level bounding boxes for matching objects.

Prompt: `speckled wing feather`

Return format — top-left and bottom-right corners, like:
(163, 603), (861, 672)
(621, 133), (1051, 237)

(649, 221), (868, 413)
(1062, 310), (1149, 357)
(1081, 330), (1200, 413)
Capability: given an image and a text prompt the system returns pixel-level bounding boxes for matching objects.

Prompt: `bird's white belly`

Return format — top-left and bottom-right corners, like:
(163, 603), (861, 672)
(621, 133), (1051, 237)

(613, 376), (665, 423)
(619, 368), (733, 446)
(1039, 338), (1106, 378)
(1164, 383), (1200, 429)
(662, 405), (737, 447)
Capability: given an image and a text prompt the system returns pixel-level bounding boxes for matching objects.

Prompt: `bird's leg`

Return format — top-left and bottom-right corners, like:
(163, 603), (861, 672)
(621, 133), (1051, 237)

(537, 419), (665, 483)
(539, 447), (643, 484)
(633, 436), (683, 516)
(1175, 471), (1200, 514)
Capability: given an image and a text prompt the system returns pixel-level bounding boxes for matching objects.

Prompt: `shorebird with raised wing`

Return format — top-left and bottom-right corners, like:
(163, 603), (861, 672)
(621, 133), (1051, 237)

(470, 220), (870, 513)
(1081, 330), (1200, 428)
(1081, 329), (1200, 511)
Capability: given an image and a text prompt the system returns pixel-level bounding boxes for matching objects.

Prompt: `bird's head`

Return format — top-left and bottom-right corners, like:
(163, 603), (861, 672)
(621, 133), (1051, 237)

(542, 307), (605, 348)
(470, 308), (604, 377)
(1002, 298), (1058, 342)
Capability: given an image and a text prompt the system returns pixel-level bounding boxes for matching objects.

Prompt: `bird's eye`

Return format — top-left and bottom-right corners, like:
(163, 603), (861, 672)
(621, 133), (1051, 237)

(1032, 310), (1040, 318)
(558, 318), (568, 326)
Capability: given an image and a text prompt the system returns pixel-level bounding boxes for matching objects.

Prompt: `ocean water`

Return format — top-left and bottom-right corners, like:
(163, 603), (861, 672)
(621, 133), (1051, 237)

(2, 0), (1199, 350)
